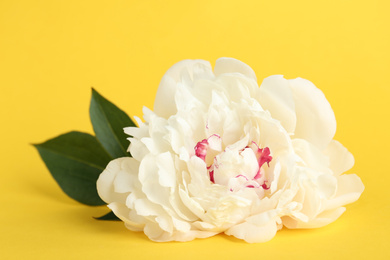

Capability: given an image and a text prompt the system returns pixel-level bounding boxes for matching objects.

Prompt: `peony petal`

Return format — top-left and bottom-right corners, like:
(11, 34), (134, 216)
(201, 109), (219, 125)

(178, 187), (206, 219)
(97, 158), (133, 204)
(225, 219), (278, 243)
(154, 60), (212, 118)
(292, 138), (331, 173)
(323, 174), (365, 211)
(283, 207), (346, 229)
(145, 224), (216, 242)
(144, 222), (166, 241)
(124, 124), (149, 140)
(138, 154), (177, 212)
(171, 217), (192, 233)
(215, 74), (259, 102)
(155, 215), (174, 233)
(134, 198), (164, 217)
(193, 221), (217, 230)
(175, 81), (204, 114)
(156, 152), (176, 188)
(113, 158), (140, 193)
(169, 189), (199, 222)
(317, 174), (337, 199)
(108, 202), (145, 230)
(258, 75), (296, 134)
(256, 112), (293, 156)
(324, 140), (355, 176)
(214, 57), (257, 81)
(128, 138), (150, 161)
(288, 78), (336, 150)
(133, 198), (175, 234)
(296, 179), (322, 220)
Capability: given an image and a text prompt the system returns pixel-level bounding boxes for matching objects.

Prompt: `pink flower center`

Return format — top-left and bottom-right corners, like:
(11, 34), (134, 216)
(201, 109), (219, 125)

(194, 135), (272, 192)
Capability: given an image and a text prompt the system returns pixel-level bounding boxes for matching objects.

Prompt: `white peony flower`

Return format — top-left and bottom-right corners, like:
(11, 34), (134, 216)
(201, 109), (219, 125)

(96, 58), (364, 243)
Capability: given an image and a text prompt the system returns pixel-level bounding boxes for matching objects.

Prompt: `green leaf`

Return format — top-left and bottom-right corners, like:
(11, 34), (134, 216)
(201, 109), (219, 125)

(94, 211), (121, 221)
(34, 131), (112, 206)
(90, 88), (135, 158)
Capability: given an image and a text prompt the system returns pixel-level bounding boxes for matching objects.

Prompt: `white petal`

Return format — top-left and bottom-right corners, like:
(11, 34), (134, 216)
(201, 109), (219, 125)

(108, 202), (144, 230)
(174, 82), (204, 113)
(324, 140), (355, 175)
(154, 59), (212, 118)
(297, 180), (322, 219)
(155, 215), (173, 233)
(144, 222), (165, 241)
(193, 221), (217, 230)
(169, 189), (199, 222)
(323, 174), (365, 211)
(256, 113), (293, 156)
(113, 158), (140, 193)
(145, 223), (216, 242)
(138, 154), (174, 211)
(172, 217), (192, 232)
(156, 152), (176, 188)
(97, 158), (133, 204)
(187, 156), (212, 193)
(179, 187), (206, 219)
(134, 198), (163, 217)
(288, 78), (336, 150)
(214, 57), (257, 81)
(292, 138), (330, 172)
(283, 207), (346, 229)
(225, 218), (278, 243)
(128, 138), (149, 161)
(124, 124), (149, 139)
(258, 75), (296, 133)
(317, 174), (338, 199)
(215, 74), (259, 102)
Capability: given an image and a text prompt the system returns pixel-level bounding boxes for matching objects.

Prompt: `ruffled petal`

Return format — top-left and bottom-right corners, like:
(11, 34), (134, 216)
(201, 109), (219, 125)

(108, 202), (145, 230)
(292, 138), (330, 172)
(97, 158), (135, 204)
(323, 174), (365, 211)
(288, 78), (336, 150)
(225, 217), (278, 243)
(324, 140), (355, 175)
(258, 75), (296, 134)
(214, 57), (257, 81)
(283, 207), (346, 229)
(154, 60), (212, 118)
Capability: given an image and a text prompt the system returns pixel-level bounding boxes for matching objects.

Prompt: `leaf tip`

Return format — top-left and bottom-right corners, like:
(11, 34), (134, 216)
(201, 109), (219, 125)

(31, 142), (42, 149)
(91, 87), (101, 98)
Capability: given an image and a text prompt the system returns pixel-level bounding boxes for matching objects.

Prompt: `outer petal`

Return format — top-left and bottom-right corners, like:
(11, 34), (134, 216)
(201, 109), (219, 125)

(214, 57), (257, 81)
(97, 157), (136, 204)
(258, 75), (296, 134)
(283, 207), (346, 229)
(225, 218), (278, 243)
(292, 138), (330, 173)
(153, 59), (212, 118)
(324, 140), (355, 176)
(288, 78), (336, 150)
(323, 174), (365, 211)
(108, 202), (145, 230)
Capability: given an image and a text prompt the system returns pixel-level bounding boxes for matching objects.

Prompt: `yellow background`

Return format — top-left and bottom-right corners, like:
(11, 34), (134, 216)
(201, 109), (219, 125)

(1, 0), (389, 259)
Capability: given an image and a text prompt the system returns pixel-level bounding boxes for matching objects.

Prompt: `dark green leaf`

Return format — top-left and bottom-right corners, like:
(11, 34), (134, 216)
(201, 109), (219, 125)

(94, 211), (121, 221)
(34, 131), (112, 206)
(90, 88), (135, 158)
